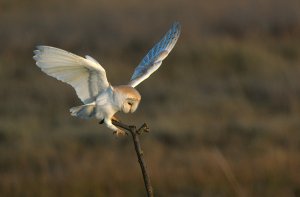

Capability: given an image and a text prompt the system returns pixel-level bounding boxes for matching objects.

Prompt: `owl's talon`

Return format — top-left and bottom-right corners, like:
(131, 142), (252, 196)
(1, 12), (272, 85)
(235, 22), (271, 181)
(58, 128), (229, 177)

(113, 129), (127, 137)
(111, 116), (120, 123)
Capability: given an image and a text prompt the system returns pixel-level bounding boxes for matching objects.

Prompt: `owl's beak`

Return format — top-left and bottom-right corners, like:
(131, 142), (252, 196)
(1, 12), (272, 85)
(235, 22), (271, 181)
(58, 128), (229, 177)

(130, 102), (139, 113)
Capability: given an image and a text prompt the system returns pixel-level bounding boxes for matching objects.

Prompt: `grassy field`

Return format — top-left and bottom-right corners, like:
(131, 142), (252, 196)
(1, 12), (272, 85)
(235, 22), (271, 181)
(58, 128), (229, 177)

(1, 0), (300, 196)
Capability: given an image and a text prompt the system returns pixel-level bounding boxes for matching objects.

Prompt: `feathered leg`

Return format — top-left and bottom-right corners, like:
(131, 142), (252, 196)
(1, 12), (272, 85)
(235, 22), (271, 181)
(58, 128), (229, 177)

(104, 118), (126, 136)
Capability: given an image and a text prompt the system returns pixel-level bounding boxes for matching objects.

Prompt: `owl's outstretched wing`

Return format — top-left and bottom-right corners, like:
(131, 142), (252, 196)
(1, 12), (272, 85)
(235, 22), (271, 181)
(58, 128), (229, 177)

(128, 22), (181, 88)
(33, 46), (109, 104)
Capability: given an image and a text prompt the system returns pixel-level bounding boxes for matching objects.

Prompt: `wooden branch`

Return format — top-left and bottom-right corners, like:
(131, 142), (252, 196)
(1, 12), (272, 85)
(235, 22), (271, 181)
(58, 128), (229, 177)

(110, 119), (154, 197)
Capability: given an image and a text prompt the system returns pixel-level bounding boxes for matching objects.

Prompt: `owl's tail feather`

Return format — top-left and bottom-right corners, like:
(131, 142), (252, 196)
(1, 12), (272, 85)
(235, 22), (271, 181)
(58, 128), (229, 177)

(70, 103), (96, 119)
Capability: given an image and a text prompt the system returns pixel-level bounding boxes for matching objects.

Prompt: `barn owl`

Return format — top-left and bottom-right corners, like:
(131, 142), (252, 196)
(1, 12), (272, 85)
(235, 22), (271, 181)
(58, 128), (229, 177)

(33, 22), (181, 136)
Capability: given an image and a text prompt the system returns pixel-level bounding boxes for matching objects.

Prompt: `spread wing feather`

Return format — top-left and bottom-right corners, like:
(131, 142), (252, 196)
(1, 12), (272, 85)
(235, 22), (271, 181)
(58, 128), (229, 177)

(33, 46), (109, 104)
(128, 22), (181, 87)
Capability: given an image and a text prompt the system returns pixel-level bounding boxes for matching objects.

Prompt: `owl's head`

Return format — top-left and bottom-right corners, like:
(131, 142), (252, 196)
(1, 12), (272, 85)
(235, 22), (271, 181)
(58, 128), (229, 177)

(114, 85), (141, 114)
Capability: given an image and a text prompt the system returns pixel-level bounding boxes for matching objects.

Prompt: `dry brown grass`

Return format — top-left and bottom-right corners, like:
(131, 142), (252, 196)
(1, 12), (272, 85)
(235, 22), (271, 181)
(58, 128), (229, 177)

(1, 0), (300, 196)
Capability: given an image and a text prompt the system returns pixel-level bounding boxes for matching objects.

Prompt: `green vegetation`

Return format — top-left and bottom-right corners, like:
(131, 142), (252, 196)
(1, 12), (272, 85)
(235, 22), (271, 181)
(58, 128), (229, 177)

(1, 0), (300, 196)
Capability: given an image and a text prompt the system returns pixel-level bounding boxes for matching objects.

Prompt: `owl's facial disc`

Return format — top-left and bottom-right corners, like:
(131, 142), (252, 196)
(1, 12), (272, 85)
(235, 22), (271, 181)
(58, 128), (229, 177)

(114, 85), (141, 114)
(129, 99), (140, 113)
(122, 98), (140, 113)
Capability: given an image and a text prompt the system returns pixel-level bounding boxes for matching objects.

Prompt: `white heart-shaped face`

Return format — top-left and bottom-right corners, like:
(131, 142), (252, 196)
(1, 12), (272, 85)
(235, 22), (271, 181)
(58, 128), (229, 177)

(113, 85), (141, 114)
(122, 98), (140, 113)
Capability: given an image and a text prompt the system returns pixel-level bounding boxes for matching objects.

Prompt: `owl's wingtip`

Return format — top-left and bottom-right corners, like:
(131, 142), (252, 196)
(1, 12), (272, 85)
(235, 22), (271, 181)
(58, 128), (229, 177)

(172, 21), (181, 28)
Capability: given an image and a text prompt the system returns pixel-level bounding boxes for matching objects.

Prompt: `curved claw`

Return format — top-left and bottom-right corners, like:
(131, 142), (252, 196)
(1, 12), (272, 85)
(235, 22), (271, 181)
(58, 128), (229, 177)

(113, 129), (128, 137)
(112, 116), (119, 122)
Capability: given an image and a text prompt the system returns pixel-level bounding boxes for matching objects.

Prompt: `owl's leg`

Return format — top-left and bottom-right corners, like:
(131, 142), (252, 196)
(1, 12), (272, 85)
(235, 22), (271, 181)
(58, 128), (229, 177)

(99, 116), (119, 124)
(104, 118), (126, 136)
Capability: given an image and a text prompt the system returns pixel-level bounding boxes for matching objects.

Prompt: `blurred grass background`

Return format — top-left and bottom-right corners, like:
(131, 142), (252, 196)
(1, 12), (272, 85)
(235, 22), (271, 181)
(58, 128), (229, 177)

(1, 0), (300, 196)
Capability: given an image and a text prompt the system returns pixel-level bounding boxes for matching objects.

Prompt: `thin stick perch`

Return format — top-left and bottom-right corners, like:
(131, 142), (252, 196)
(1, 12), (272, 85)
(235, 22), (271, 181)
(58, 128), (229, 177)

(101, 119), (154, 197)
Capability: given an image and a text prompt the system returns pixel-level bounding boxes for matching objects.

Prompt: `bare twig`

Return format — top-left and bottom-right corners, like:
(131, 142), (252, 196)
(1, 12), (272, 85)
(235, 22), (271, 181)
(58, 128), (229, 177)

(101, 119), (153, 197)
